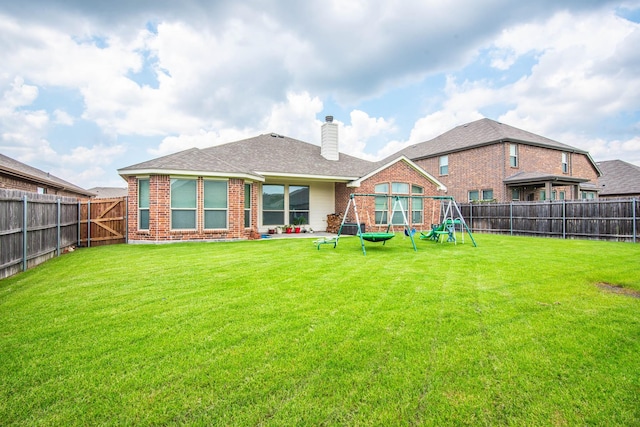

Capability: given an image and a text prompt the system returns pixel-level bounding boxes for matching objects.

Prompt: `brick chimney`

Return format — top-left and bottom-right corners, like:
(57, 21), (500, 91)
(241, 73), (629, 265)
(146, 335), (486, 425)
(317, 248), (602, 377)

(321, 115), (339, 161)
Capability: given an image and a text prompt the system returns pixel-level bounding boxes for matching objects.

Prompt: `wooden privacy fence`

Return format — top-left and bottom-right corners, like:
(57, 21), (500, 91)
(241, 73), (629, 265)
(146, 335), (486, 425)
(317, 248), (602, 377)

(0, 189), (127, 279)
(459, 198), (638, 242)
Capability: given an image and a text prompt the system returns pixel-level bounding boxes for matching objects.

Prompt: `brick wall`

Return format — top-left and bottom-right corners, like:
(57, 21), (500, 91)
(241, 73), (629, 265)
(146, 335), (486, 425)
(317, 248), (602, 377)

(127, 175), (258, 242)
(414, 143), (599, 202)
(335, 160), (445, 231)
(1, 174), (84, 198)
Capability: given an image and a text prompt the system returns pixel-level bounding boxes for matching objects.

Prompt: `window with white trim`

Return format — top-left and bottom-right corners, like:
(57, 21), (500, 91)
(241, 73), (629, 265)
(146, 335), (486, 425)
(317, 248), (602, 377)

(138, 178), (149, 230)
(562, 152), (569, 173)
(411, 185), (424, 224)
(391, 182), (410, 225)
(244, 183), (251, 228)
(468, 190), (479, 202)
(374, 183), (388, 225)
(171, 178), (197, 230)
(510, 144), (518, 167)
(439, 155), (449, 175)
(288, 185), (309, 225)
(262, 184), (285, 225)
(204, 180), (228, 229)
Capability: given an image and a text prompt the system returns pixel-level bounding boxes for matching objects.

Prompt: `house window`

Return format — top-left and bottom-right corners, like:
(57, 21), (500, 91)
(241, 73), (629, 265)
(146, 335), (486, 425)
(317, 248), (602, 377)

(204, 180), (228, 229)
(411, 185), (423, 224)
(511, 188), (520, 201)
(37, 187), (45, 194)
(581, 191), (595, 200)
(171, 178), (197, 229)
(391, 182), (409, 225)
(262, 184), (285, 225)
(138, 178), (150, 230)
(244, 184), (251, 228)
(562, 152), (569, 173)
(540, 190), (546, 201)
(288, 185), (309, 225)
(482, 189), (493, 201)
(509, 144), (518, 167)
(559, 191), (565, 200)
(439, 155), (449, 175)
(374, 183), (388, 225)
(468, 190), (479, 201)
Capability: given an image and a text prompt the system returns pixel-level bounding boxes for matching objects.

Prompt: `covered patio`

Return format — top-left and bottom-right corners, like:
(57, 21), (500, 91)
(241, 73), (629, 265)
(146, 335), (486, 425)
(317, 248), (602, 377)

(504, 172), (591, 201)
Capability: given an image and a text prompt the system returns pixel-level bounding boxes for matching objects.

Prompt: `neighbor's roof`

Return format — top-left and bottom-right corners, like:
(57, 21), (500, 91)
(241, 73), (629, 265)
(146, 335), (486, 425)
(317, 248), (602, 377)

(597, 160), (640, 196)
(119, 133), (376, 181)
(88, 187), (128, 198)
(0, 153), (95, 197)
(396, 118), (589, 160)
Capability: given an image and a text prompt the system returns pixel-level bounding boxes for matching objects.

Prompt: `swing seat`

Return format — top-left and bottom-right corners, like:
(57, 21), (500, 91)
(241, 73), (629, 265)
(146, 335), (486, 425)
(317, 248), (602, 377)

(360, 232), (395, 242)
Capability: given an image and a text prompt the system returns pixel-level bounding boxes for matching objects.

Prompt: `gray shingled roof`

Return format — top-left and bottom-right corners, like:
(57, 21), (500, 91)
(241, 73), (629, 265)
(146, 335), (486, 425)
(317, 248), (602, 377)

(597, 160), (640, 196)
(0, 153), (94, 197)
(395, 118), (586, 161)
(119, 133), (376, 179)
(88, 187), (128, 198)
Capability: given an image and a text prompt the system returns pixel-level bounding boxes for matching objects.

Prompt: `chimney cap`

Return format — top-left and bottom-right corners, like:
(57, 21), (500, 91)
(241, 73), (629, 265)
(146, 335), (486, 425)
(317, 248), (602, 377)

(325, 115), (333, 123)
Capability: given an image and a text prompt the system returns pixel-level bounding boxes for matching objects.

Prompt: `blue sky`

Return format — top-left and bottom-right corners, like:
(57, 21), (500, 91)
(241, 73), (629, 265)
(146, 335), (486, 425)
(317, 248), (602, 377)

(1, 0), (639, 188)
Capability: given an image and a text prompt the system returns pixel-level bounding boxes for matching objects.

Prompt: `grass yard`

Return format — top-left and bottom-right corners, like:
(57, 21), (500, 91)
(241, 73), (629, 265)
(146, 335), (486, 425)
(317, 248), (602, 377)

(1, 233), (639, 426)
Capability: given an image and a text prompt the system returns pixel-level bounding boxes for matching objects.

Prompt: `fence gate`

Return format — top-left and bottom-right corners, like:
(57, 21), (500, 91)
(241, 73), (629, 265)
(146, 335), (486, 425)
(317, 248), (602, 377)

(79, 197), (127, 247)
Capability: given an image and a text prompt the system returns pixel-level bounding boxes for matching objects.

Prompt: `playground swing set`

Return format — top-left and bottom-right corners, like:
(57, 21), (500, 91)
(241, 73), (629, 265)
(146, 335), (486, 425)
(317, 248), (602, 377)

(314, 193), (477, 255)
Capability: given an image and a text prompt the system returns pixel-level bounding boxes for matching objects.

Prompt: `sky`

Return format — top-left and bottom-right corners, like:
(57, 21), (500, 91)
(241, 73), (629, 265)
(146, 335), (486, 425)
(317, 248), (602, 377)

(1, 1), (639, 189)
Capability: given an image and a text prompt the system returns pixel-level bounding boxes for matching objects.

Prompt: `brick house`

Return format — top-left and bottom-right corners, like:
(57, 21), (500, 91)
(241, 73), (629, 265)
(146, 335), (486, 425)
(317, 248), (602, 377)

(118, 117), (446, 242)
(395, 118), (601, 203)
(0, 153), (95, 198)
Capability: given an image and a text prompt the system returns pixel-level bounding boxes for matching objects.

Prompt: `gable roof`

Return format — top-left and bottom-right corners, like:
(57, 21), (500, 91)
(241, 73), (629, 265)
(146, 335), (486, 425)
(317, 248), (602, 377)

(348, 156), (446, 191)
(396, 118), (589, 160)
(0, 153), (94, 197)
(119, 133), (376, 181)
(597, 160), (640, 196)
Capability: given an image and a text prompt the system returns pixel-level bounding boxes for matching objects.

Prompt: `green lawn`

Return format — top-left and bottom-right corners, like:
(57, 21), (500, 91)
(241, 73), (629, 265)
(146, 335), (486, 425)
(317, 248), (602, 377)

(1, 234), (639, 426)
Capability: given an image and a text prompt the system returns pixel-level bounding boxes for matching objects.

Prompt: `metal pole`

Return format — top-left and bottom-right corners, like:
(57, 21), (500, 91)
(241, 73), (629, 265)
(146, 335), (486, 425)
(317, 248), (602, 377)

(633, 198), (637, 244)
(77, 201), (81, 247)
(57, 199), (61, 257)
(87, 200), (91, 248)
(562, 199), (566, 240)
(22, 195), (28, 272)
(510, 202), (513, 236)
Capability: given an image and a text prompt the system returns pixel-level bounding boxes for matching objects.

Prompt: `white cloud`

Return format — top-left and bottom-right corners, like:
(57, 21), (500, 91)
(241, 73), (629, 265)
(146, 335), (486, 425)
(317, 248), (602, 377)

(53, 109), (74, 125)
(338, 110), (397, 160)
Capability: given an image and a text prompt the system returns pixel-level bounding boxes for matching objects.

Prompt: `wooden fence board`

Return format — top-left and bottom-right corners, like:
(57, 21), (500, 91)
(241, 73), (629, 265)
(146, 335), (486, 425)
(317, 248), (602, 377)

(460, 198), (638, 242)
(0, 190), (127, 279)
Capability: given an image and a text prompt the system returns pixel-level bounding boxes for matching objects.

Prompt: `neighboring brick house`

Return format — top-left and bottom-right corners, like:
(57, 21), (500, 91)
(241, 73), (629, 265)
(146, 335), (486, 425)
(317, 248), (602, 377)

(118, 117), (446, 242)
(395, 118), (601, 203)
(596, 160), (640, 199)
(0, 153), (95, 198)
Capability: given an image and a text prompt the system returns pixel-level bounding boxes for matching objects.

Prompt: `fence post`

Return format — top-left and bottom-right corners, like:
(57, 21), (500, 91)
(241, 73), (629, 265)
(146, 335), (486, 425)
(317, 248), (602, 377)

(77, 201), (81, 247)
(510, 202), (513, 235)
(57, 199), (61, 257)
(634, 198), (637, 244)
(22, 195), (28, 272)
(87, 200), (91, 248)
(562, 199), (566, 240)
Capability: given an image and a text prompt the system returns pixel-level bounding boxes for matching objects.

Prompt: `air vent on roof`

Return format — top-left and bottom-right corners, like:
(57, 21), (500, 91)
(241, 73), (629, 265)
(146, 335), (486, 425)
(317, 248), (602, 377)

(269, 133), (284, 138)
